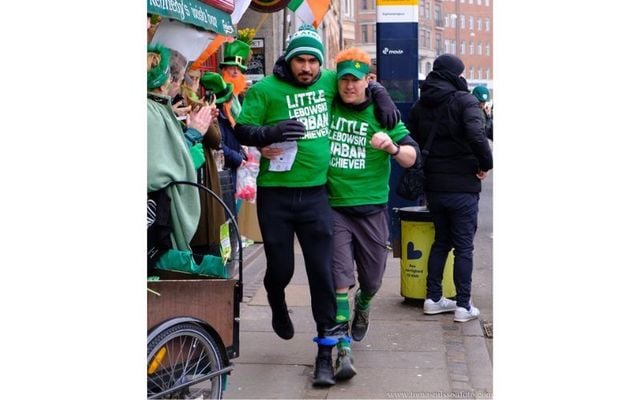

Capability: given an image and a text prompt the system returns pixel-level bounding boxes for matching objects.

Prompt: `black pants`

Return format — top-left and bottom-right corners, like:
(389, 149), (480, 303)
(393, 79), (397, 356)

(425, 191), (479, 309)
(257, 185), (336, 335)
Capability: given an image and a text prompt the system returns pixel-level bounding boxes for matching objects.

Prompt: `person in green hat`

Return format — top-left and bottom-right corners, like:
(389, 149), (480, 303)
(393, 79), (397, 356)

(219, 39), (251, 73)
(471, 86), (493, 141)
(201, 72), (247, 203)
(219, 40), (252, 120)
(147, 43), (213, 263)
(233, 23), (401, 388)
(327, 47), (418, 381)
(197, 72), (247, 266)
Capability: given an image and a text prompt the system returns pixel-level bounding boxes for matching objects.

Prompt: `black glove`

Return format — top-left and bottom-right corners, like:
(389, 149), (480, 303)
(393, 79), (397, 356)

(369, 81), (401, 130)
(235, 119), (306, 147)
(267, 119), (306, 142)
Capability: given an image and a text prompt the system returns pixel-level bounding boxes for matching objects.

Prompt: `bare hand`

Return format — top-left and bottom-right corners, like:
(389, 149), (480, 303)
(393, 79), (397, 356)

(211, 107), (220, 119)
(187, 105), (214, 135)
(476, 170), (489, 180)
(370, 132), (395, 154)
(172, 103), (192, 117)
(260, 145), (284, 160)
(203, 100), (220, 119)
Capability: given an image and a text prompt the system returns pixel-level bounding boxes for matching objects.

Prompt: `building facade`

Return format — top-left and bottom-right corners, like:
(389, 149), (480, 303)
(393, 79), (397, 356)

(234, 0), (491, 89)
(353, 0), (492, 89)
(441, 0), (493, 89)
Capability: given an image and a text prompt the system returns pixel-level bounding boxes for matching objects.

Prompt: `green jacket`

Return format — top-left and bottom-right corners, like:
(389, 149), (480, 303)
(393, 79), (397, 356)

(147, 93), (200, 251)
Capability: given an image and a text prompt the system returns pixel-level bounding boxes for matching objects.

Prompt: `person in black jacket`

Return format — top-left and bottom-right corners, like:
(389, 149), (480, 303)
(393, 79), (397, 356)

(407, 54), (493, 323)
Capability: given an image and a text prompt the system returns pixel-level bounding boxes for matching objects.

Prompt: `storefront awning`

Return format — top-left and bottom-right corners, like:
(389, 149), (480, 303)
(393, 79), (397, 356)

(148, 0), (235, 36)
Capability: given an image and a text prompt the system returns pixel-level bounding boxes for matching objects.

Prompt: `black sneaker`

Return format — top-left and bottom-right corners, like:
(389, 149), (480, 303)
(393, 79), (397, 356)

(334, 348), (357, 381)
(312, 354), (336, 387)
(351, 306), (370, 342)
(269, 300), (294, 340)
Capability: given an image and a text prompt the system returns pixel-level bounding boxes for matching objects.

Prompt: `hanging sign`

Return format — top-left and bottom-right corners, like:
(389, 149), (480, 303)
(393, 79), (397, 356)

(148, 0), (235, 36)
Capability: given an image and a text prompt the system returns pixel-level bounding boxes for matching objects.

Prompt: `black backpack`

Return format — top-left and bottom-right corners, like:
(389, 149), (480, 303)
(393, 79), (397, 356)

(395, 91), (466, 201)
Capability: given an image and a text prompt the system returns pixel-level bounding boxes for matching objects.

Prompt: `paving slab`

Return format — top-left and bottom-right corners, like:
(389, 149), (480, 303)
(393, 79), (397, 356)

(229, 223), (493, 399)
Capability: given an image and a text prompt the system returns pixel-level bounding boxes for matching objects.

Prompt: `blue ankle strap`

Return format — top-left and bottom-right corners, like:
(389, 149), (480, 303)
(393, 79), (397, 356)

(313, 336), (339, 346)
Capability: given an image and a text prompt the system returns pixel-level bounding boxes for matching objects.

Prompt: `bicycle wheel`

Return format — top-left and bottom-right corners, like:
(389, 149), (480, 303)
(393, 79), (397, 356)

(147, 323), (224, 399)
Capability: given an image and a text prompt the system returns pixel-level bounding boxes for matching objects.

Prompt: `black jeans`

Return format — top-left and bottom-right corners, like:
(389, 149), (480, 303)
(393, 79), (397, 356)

(425, 191), (479, 309)
(257, 185), (336, 334)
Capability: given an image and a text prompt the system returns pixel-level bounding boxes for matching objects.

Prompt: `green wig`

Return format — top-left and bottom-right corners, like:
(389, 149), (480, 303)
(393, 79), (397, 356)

(147, 44), (171, 90)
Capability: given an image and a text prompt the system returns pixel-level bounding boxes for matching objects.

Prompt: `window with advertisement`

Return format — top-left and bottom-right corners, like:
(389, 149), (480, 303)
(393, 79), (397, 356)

(245, 38), (265, 83)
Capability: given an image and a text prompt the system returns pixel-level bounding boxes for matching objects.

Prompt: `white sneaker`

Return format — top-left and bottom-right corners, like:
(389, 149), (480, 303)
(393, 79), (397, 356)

(423, 297), (457, 314)
(454, 305), (480, 322)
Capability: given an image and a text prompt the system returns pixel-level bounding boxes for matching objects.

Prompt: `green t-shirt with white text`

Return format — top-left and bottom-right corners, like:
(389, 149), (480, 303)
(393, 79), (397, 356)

(236, 70), (338, 187)
(327, 101), (409, 207)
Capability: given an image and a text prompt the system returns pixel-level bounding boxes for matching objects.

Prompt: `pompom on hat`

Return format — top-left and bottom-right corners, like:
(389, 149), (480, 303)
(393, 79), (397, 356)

(285, 24), (325, 66)
(200, 72), (234, 104)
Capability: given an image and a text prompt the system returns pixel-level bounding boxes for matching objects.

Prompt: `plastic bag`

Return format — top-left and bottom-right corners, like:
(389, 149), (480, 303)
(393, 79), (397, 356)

(235, 147), (260, 203)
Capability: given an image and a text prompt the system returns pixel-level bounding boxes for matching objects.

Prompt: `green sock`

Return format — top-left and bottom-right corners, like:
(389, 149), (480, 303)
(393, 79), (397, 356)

(355, 289), (374, 310)
(337, 337), (351, 353)
(336, 293), (350, 323)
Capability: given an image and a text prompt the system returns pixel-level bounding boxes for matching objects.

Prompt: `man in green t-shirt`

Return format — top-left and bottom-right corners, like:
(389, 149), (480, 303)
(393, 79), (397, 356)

(327, 48), (418, 381)
(234, 25), (401, 387)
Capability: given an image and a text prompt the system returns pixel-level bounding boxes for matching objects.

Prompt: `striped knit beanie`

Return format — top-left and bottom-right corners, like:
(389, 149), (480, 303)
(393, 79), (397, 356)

(285, 24), (324, 66)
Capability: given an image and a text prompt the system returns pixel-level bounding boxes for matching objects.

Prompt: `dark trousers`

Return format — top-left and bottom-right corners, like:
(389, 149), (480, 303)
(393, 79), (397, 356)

(257, 185), (336, 334)
(425, 191), (479, 309)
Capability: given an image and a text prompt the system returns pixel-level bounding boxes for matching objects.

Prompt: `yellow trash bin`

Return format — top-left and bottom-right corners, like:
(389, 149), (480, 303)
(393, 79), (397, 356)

(398, 206), (456, 300)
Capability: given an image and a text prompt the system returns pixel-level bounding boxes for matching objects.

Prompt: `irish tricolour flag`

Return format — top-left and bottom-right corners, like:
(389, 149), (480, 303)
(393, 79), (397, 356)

(288, 0), (331, 28)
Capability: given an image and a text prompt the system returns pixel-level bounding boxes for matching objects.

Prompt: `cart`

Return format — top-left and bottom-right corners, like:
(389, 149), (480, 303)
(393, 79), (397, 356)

(147, 182), (243, 399)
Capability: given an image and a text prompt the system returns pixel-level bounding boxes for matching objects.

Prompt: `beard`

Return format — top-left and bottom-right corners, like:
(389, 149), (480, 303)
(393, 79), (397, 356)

(222, 70), (248, 96)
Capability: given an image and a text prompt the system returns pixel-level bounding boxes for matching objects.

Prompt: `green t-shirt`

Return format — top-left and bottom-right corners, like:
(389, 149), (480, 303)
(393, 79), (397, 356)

(327, 101), (409, 207)
(236, 70), (338, 187)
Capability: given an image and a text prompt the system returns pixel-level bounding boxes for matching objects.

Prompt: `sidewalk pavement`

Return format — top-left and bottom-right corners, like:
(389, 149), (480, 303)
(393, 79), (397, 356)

(225, 242), (493, 400)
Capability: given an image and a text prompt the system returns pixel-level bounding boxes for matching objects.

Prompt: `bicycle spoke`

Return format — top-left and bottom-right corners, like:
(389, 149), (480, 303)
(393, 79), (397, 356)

(147, 324), (223, 399)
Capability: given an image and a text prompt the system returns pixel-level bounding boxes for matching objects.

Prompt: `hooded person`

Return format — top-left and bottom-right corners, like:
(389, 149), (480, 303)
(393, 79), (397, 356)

(407, 54), (493, 323)
(419, 53), (469, 104)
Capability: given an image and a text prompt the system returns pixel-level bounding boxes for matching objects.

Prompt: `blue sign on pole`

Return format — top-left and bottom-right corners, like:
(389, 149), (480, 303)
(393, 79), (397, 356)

(376, 1), (420, 255)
